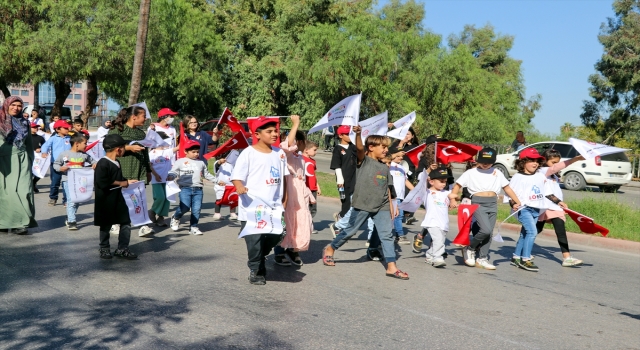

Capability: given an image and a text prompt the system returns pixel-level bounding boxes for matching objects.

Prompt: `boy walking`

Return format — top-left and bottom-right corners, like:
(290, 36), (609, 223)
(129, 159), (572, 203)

(302, 141), (321, 234)
(231, 116), (289, 285)
(94, 134), (138, 260)
(422, 167), (453, 267)
(41, 120), (72, 206)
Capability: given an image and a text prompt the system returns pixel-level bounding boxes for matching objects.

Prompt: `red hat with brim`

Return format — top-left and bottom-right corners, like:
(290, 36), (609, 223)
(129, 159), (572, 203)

(53, 120), (72, 130)
(80, 130), (90, 137)
(250, 116), (277, 133)
(30, 122), (39, 128)
(183, 139), (201, 151)
(158, 107), (179, 118)
(519, 148), (545, 160)
(336, 125), (351, 135)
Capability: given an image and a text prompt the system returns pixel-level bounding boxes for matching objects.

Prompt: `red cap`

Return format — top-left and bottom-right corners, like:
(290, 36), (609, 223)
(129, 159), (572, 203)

(250, 116), (277, 133)
(80, 130), (90, 137)
(158, 108), (178, 118)
(30, 122), (39, 128)
(336, 125), (351, 135)
(519, 148), (545, 160)
(53, 120), (72, 130)
(183, 139), (201, 151)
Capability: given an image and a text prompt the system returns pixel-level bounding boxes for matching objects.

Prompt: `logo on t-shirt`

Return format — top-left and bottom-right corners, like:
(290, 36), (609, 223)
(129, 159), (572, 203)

(373, 171), (387, 186)
(266, 166), (281, 185)
(529, 185), (543, 200)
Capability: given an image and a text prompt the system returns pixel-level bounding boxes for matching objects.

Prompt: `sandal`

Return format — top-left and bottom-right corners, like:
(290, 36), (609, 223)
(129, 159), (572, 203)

(386, 270), (409, 280)
(322, 246), (335, 266)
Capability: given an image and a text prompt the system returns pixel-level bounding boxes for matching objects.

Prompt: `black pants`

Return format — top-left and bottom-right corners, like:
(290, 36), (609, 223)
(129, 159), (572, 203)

(241, 221), (281, 272)
(99, 224), (131, 250)
(214, 203), (236, 214)
(537, 218), (570, 254)
(309, 190), (317, 218)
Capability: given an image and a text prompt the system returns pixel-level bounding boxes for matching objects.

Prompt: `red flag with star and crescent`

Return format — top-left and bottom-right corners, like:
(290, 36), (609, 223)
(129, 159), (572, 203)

(405, 143), (426, 168)
(178, 123), (190, 158)
(216, 107), (244, 134)
(452, 204), (479, 246)
(216, 185), (239, 209)
(203, 132), (249, 160)
(435, 141), (482, 164)
(564, 208), (609, 237)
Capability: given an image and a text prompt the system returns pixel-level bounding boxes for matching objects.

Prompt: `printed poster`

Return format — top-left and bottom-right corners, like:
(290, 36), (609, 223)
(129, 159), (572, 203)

(67, 168), (94, 203)
(238, 194), (284, 238)
(122, 181), (152, 227)
(32, 153), (50, 178)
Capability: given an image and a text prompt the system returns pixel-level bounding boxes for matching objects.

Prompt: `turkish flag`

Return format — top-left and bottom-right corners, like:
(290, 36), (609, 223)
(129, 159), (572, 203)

(203, 132), (249, 160)
(216, 185), (239, 209)
(436, 141), (482, 164)
(405, 143), (426, 168)
(246, 116), (281, 147)
(452, 204), (479, 246)
(217, 108), (244, 134)
(564, 208), (609, 237)
(178, 123), (189, 158)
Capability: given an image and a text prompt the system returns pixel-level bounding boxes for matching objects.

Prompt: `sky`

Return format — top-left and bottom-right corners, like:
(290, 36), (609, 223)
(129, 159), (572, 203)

(380, 0), (615, 135)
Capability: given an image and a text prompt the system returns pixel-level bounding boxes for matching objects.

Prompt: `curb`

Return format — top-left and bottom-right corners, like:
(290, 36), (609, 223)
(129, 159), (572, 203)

(315, 196), (640, 255)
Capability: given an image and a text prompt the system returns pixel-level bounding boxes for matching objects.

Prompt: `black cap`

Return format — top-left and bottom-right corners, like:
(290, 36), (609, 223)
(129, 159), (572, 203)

(425, 134), (446, 144)
(103, 134), (127, 150)
(476, 147), (497, 164)
(428, 166), (449, 180)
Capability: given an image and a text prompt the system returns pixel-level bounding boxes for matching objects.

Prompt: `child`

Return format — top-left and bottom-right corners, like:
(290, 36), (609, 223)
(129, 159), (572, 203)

(94, 134), (138, 260)
(538, 149), (585, 267)
(53, 134), (97, 230)
(329, 125), (357, 235)
(231, 116), (289, 285)
(41, 120), (72, 206)
(506, 148), (564, 272)
(390, 153), (414, 244)
(302, 141), (321, 234)
(31, 122), (46, 193)
(213, 156), (237, 220)
(274, 115), (315, 266)
(148, 131), (174, 227)
(168, 140), (217, 235)
(72, 119), (84, 134)
(322, 127), (409, 280)
(448, 148), (521, 270)
(47, 114), (60, 134)
(422, 167), (453, 267)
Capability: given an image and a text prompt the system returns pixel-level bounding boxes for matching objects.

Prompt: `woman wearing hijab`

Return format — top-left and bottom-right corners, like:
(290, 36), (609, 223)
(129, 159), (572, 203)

(0, 96), (37, 234)
(97, 119), (112, 139)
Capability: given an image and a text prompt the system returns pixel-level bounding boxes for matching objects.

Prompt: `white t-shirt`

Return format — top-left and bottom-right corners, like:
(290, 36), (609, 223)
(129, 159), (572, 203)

(505, 172), (553, 209)
(455, 167), (509, 196)
(390, 162), (408, 199)
(149, 148), (174, 184)
(149, 124), (177, 161)
(421, 189), (451, 231)
(214, 161), (235, 199)
(538, 167), (563, 211)
(231, 146), (290, 221)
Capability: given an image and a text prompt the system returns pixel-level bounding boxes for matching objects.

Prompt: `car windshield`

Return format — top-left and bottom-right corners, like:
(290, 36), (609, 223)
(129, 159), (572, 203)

(601, 152), (629, 162)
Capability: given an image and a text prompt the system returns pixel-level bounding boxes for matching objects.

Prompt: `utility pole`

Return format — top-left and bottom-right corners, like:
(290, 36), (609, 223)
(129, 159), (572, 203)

(128, 0), (151, 106)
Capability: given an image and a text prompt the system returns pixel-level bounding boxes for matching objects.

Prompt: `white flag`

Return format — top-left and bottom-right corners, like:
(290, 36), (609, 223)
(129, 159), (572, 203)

(67, 168), (94, 203)
(399, 173), (427, 212)
(131, 101), (152, 120)
(225, 149), (240, 166)
(569, 138), (630, 160)
(308, 93), (362, 134)
(358, 111), (389, 142)
(86, 141), (105, 161)
(121, 181), (152, 227)
(165, 180), (181, 203)
(130, 129), (170, 149)
(238, 194), (284, 238)
(387, 111), (416, 140)
(32, 153), (51, 179)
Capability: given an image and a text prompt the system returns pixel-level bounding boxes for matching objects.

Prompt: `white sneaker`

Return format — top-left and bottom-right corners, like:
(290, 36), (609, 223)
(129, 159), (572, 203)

(432, 257), (446, 267)
(170, 217), (180, 231)
(562, 256), (583, 267)
(213, 213), (222, 221)
(475, 258), (496, 270)
(138, 225), (154, 237)
(189, 227), (203, 235)
(462, 246), (476, 267)
(110, 224), (120, 235)
(229, 213), (238, 220)
(425, 256), (434, 264)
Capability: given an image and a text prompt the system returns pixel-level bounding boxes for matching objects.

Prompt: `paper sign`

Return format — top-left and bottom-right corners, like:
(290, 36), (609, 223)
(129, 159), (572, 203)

(85, 141), (105, 161)
(32, 153), (51, 178)
(569, 138), (630, 160)
(238, 193), (284, 238)
(387, 111), (416, 140)
(308, 94), (362, 133)
(166, 181), (181, 203)
(399, 173), (427, 212)
(121, 181), (152, 227)
(130, 129), (170, 149)
(358, 111), (389, 142)
(67, 168), (94, 203)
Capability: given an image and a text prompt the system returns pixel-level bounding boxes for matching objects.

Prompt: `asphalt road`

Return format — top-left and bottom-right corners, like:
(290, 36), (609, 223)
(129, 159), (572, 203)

(0, 176), (639, 349)
(314, 150), (640, 209)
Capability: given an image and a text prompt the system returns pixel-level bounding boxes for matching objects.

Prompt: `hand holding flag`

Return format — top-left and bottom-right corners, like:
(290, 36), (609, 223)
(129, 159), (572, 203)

(203, 132), (249, 160)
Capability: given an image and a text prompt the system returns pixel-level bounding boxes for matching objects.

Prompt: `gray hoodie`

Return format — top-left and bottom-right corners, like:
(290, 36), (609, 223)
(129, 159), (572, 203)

(168, 158), (216, 188)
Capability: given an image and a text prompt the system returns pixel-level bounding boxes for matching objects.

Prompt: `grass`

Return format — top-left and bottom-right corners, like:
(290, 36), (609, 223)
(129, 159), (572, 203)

(317, 171), (640, 242)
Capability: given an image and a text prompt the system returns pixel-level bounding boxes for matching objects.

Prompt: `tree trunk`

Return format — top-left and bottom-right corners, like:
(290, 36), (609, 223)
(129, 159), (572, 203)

(33, 82), (39, 108)
(83, 75), (98, 126)
(0, 78), (10, 98)
(128, 0), (151, 106)
(52, 80), (71, 117)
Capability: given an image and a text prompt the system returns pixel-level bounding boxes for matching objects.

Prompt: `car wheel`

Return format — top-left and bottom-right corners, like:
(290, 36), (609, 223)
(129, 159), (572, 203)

(563, 172), (586, 191)
(494, 164), (510, 179)
(598, 185), (621, 193)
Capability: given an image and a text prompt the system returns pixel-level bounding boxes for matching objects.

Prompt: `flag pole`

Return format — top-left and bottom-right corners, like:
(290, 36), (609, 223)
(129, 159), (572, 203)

(434, 141), (437, 164)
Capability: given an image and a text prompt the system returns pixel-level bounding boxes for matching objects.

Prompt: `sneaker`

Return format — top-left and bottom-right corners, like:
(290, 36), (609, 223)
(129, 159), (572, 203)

(329, 223), (338, 238)
(274, 254), (291, 266)
(510, 257), (519, 266)
(148, 210), (157, 224)
(432, 257), (446, 267)
(33, 187), (39, 193)
(229, 213), (238, 220)
(425, 256), (434, 264)
(365, 240), (370, 247)
(113, 248), (138, 260)
(99, 248), (112, 259)
(138, 225), (154, 237)
(10, 227), (27, 235)
(67, 222), (78, 231)
(249, 270), (266, 285)
(475, 258), (496, 270)
(519, 260), (539, 272)
(48, 199), (56, 206)
(562, 256), (583, 267)
(332, 212), (341, 222)
(109, 224), (120, 235)
(312, 229), (318, 234)
(412, 235), (423, 253)
(397, 236), (410, 245)
(366, 248), (381, 261)
(405, 217), (418, 225)
(285, 250), (303, 266)
(189, 227), (203, 236)
(462, 246), (476, 267)
(170, 217), (180, 231)
(212, 213), (222, 221)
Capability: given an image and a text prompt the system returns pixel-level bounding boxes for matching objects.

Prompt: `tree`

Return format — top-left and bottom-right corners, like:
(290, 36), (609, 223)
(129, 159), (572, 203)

(128, 0), (151, 106)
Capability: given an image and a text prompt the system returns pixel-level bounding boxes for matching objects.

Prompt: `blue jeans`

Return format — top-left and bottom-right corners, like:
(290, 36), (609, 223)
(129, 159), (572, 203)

(49, 164), (67, 203)
(173, 187), (203, 227)
(513, 207), (541, 260)
(393, 199), (405, 236)
(336, 204), (374, 236)
(62, 181), (78, 223)
(331, 209), (396, 263)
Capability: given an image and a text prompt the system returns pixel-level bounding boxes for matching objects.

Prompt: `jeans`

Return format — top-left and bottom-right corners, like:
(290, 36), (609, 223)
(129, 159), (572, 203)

(331, 209), (396, 263)
(514, 207), (541, 260)
(173, 187), (203, 227)
(62, 181), (79, 223)
(393, 199), (405, 236)
(336, 204), (374, 237)
(49, 164), (67, 203)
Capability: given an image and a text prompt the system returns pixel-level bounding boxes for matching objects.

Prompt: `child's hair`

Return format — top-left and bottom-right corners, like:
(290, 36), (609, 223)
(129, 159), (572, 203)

(420, 143), (435, 163)
(114, 106), (146, 132)
(257, 121), (278, 132)
(364, 135), (391, 152)
(305, 140), (318, 150)
(514, 157), (545, 173)
(382, 155), (393, 163)
(73, 118), (84, 126)
(465, 160), (477, 170)
(51, 113), (60, 119)
(70, 134), (86, 146)
(186, 144), (200, 152)
(280, 130), (306, 150)
(542, 149), (562, 162)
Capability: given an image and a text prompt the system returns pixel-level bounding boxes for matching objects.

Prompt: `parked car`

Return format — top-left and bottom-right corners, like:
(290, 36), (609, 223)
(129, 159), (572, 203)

(493, 141), (632, 192)
(23, 104), (73, 125)
(199, 119), (252, 140)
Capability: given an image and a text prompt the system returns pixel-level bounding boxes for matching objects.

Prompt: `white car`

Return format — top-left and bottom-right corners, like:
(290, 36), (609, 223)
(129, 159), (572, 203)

(493, 141), (632, 192)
